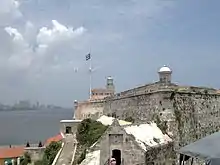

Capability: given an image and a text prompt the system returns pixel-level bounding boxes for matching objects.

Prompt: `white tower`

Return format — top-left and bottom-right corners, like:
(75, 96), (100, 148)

(158, 65), (172, 84)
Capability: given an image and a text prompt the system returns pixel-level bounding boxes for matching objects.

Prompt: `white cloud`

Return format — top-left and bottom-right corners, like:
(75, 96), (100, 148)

(5, 26), (24, 41)
(3, 20), (87, 75)
(36, 20), (86, 47)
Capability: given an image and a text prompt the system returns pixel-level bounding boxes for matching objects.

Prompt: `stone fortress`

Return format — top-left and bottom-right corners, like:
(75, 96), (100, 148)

(59, 65), (220, 165)
(102, 65), (220, 149)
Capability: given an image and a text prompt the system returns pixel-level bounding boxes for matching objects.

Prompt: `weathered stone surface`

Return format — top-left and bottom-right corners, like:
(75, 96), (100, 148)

(104, 85), (220, 151)
(75, 100), (105, 120)
(86, 119), (174, 165)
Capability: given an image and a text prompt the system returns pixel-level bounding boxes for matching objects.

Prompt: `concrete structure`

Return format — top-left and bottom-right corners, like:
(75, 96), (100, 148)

(80, 115), (174, 165)
(60, 119), (82, 135)
(52, 118), (81, 165)
(75, 77), (115, 120)
(106, 76), (115, 91)
(158, 65), (172, 84)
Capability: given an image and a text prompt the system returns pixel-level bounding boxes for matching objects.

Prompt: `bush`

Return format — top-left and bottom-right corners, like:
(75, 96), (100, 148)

(34, 160), (46, 165)
(74, 119), (108, 164)
(76, 118), (108, 147)
(77, 149), (86, 164)
(43, 141), (61, 164)
(124, 116), (135, 123)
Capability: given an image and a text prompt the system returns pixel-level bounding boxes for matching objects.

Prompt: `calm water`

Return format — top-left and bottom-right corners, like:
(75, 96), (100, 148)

(0, 108), (73, 145)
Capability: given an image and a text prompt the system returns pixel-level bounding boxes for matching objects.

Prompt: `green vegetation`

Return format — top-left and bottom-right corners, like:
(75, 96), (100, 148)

(77, 149), (86, 164)
(34, 141), (61, 165)
(76, 118), (108, 147)
(20, 152), (31, 165)
(74, 118), (108, 164)
(124, 116), (135, 123)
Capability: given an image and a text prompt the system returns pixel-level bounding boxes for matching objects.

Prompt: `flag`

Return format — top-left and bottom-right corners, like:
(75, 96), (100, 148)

(86, 53), (91, 61)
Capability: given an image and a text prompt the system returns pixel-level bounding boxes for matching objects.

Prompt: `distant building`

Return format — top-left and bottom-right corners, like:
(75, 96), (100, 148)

(44, 133), (63, 146)
(74, 76), (115, 120)
(90, 76), (115, 101)
(0, 147), (24, 165)
(13, 100), (31, 110)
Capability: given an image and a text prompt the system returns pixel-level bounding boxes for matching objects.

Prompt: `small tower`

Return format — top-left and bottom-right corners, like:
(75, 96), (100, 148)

(106, 76), (115, 92)
(73, 100), (78, 119)
(158, 65), (172, 84)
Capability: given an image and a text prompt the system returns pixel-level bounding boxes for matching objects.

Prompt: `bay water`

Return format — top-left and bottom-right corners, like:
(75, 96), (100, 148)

(0, 108), (73, 146)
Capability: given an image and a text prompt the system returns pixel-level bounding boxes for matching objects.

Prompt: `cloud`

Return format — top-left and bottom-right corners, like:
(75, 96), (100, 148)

(5, 26), (24, 41)
(2, 20), (86, 77)
(36, 20), (86, 50)
(0, 0), (22, 25)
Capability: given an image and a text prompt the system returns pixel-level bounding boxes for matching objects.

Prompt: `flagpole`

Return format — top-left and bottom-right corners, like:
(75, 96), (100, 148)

(89, 48), (92, 100)
(89, 54), (92, 99)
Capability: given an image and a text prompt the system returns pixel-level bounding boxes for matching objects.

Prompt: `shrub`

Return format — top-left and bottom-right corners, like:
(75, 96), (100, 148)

(43, 141), (61, 164)
(76, 118), (108, 147)
(77, 149), (86, 164)
(124, 116), (135, 123)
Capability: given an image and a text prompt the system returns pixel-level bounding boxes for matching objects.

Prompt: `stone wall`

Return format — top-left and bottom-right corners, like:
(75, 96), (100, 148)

(99, 123), (146, 165)
(107, 82), (177, 100)
(103, 85), (220, 150)
(145, 142), (175, 165)
(24, 147), (45, 162)
(97, 120), (175, 165)
(104, 90), (173, 122)
(171, 91), (220, 147)
(75, 100), (105, 120)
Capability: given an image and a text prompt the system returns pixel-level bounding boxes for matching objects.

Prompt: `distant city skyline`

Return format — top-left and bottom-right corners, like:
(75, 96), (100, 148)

(0, 0), (220, 106)
(0, 100), (64, 108)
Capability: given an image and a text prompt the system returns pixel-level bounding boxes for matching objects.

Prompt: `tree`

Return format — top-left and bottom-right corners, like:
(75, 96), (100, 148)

(76, 118), (108, 147)
(43, 141), (61, 164)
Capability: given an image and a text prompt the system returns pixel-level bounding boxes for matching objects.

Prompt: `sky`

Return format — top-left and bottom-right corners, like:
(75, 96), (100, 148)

(0, 0), (220, 107)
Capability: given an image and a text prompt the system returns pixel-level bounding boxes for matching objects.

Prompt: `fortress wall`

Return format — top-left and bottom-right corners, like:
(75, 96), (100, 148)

(109, 83), (178, 102)
(104, 88), (220, 149)
(104, 90), (173, 122)
(171, 92), (220, 147)
(75, 100), (105, 120)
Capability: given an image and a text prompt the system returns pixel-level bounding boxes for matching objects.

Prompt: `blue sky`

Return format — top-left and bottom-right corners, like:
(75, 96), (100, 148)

(0, 0), (220, 106)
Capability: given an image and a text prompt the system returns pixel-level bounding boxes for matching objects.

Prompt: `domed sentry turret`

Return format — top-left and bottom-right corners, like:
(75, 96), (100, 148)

(106, 76), (115, 92)
(158, 65), (172, 84)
